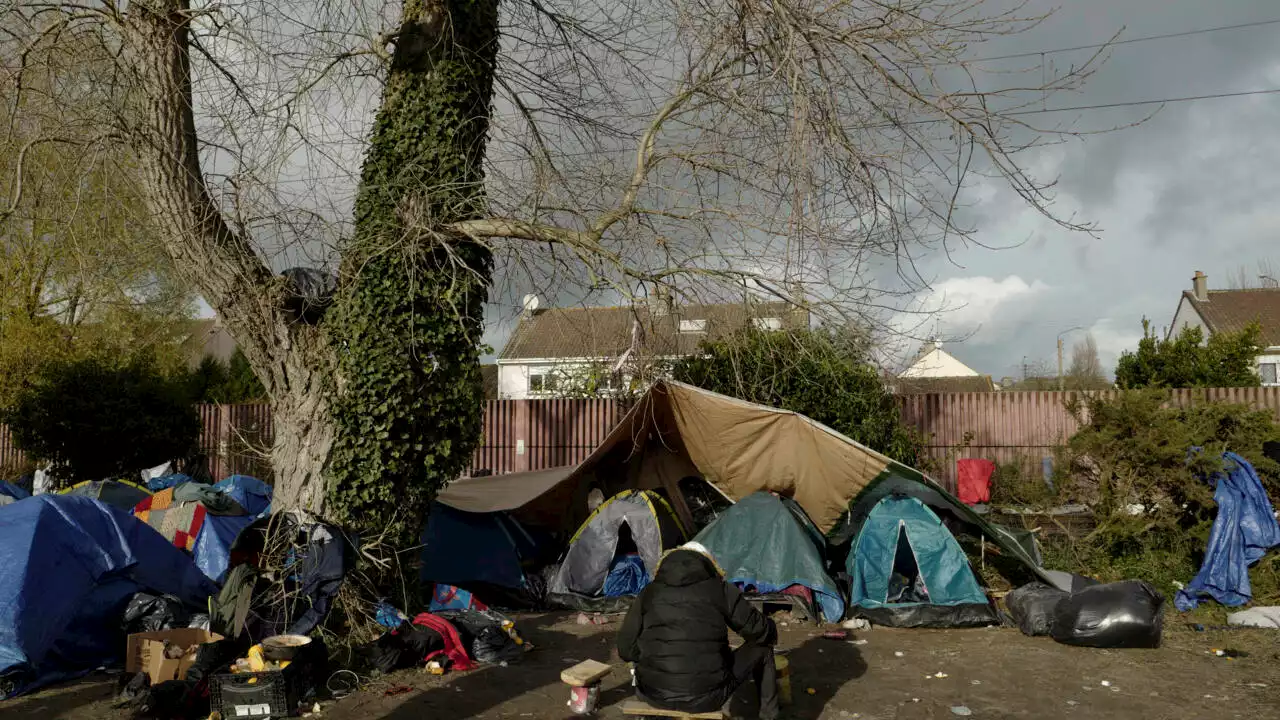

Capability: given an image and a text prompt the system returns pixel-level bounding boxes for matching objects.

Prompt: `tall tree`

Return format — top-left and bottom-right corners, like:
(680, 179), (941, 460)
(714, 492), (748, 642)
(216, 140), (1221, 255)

(3, 1), (1116, 535)
(1115, 319), (1264, 389)
(1066, 333), (1109, 390)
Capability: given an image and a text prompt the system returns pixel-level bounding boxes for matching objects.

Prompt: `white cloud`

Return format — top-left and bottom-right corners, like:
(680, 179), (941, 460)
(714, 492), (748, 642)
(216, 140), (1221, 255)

(904, 275), (1050, 338)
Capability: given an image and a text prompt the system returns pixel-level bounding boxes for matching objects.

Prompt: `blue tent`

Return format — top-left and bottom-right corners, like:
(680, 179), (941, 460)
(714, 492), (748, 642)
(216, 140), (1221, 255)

(1176, 452), (1280, 610)
(0, 481), (29, 502)
(189, 477), (272, 583)
(146, 473), (191, 492)
(420, 503), (545, 591)
(0, 496), (217, 696)
(696, 492), (845, 622)
(847, 495), (995, 627)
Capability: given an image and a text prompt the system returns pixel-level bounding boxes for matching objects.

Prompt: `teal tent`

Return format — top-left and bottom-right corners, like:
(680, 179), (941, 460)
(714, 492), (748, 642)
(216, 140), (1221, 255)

(696, 492), (844, 622)
(847, 495), (997, 628)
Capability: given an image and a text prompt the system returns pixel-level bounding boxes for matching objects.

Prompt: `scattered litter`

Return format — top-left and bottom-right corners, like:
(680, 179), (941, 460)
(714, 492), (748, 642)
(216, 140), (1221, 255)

(1210, 648), (1249, 658)
(912, 698), (920, 703)
(1099, 681), (1111, 687)
(894, 651), (905, 658)
(851, 639), (869, 646)
(934, 672), (949, 679)
(818, 649), (824, 654)
(384, 685), (413, 697)
(1248, 683), (1269, 689)
(970, 680), (982, 686)
(950, 706), (972, 717)
(780, 622), (789, 627)
(1110, 687), (1120, 693)
(842, 618), (871, 630)
(822, 630), (849, 640)
(562, 658), (580, 663)
(1066, 700), (1078, 706)
(806, 688), (816, 695)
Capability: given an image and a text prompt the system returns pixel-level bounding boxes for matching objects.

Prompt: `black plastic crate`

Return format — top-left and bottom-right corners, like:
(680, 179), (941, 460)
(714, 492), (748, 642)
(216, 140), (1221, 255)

(210, 669), (304, 718)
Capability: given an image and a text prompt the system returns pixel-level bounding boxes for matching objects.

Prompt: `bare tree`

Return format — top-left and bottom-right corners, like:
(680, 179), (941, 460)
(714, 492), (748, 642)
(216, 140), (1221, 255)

(1227, 259), (1280, 290)
(2, 0), (1116, 521)
(1066, 333), (1108, 390)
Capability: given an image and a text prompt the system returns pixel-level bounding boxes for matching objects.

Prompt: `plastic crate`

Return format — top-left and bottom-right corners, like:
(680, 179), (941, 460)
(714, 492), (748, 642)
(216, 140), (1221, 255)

(210, 669), (303, 718)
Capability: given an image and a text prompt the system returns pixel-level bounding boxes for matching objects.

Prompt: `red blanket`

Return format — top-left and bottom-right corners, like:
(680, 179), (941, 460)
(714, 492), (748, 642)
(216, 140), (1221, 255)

(412, 613), (475, 671)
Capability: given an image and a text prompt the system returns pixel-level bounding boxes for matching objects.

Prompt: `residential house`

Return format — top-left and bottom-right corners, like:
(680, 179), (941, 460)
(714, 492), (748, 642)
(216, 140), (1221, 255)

(893, 340), (995, 393)
(495, 298), (807, 399)
(1168, 271), (1280, 386)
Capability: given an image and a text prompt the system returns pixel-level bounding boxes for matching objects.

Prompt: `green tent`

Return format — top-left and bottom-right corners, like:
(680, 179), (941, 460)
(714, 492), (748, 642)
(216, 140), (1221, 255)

(695, 492), (844, 621)
(847, 495), (997, 628)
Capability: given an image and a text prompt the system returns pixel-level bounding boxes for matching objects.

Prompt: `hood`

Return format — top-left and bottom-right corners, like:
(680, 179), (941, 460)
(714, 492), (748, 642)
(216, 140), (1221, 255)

(654, 549), (721, 587)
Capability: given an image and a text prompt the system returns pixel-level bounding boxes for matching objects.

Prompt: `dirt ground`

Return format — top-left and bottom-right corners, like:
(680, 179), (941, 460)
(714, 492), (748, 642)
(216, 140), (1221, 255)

(7, 613), (1279, 720)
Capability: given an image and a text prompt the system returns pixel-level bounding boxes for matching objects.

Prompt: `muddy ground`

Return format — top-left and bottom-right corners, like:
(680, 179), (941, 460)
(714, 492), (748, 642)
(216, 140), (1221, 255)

(7, 614), (1279, 720)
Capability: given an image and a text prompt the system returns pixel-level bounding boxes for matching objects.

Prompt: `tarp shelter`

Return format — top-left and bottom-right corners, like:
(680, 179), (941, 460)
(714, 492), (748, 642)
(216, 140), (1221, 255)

(847, 495), (997, 627)
(548, 490), (684, 606)
(60, 479), (152, 511)
(0, 481), (29, 508)
(0, 496), (216, 696)
(695, 492), (844, 621)
(1175, 452), (1280, 610)
(435, 381), (1047, 584)
(133, 480), (270, 584)
(420, 502), (552, 604)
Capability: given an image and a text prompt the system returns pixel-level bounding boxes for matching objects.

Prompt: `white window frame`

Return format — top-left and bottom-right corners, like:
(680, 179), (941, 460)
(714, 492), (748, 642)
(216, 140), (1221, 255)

(679, 318), (707, 333)
(528, 371), (562, 394)
(1260, 362), (1278, 386)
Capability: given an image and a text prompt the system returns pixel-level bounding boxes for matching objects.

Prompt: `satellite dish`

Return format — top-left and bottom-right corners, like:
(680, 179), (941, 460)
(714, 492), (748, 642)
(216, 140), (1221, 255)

(521, 294), (540, 313)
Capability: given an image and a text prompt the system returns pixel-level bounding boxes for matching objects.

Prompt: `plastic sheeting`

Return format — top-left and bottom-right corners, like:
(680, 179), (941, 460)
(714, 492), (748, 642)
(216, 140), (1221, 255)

(146, 473), (190, 492)
(0, 481), (29, 501)
(696, 492), (845, 622)
(0, 496), (217, 696)
(602, 554), (649, 597)
(420, 504), (542, 590)
(1175, 452), (1280, 610)
(956, 459), (994, 506)
(1006, 583), (1068, 637)
(213, 475), (272, 517)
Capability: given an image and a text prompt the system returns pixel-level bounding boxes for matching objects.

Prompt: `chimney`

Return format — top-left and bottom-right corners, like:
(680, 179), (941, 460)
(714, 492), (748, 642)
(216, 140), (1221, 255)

(1192, 271), (1208, 302)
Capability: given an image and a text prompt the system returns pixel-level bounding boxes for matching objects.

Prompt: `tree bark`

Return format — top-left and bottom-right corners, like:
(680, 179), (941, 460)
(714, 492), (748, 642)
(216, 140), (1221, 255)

(122, 0), (334, 511)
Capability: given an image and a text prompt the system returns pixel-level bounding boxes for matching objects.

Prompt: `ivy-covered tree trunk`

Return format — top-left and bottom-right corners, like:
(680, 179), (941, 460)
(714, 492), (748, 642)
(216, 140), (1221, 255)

(325, 0), (498, 540)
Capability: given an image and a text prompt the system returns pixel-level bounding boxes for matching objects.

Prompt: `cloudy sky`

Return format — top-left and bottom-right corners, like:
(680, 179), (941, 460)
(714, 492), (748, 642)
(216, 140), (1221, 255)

(884, 1), (1280, 381)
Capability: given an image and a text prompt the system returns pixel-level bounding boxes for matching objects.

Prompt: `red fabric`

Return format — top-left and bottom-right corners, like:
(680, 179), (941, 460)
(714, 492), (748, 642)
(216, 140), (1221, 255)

(779, 584), (813, 604)
(957, 459), (996, 505)
(412, 612), (475, 671)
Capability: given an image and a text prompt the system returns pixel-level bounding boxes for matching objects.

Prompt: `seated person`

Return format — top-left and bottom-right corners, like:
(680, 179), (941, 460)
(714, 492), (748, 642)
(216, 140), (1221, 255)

(617, 542), (779, 720)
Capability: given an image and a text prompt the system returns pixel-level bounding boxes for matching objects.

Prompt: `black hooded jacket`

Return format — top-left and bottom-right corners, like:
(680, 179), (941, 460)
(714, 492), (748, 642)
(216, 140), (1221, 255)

(617, 549), (777, 711)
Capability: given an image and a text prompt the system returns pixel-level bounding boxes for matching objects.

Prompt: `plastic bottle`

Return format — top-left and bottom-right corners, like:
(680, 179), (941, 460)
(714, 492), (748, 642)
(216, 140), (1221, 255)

(501, 620), (524, 646)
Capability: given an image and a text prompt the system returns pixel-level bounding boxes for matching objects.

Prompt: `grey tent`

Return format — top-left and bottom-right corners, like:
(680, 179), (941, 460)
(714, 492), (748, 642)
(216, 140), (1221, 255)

(548, 490), (685, 610)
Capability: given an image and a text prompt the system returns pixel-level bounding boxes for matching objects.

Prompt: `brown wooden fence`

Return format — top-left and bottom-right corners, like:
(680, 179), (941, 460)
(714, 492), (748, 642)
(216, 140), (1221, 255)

(4, 388), (1279, 487)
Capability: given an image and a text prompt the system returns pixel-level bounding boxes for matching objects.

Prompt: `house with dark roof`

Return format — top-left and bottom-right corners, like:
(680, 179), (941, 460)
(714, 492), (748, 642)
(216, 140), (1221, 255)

(495, 298), (807, 398)
(1169, 271), (1280, 386)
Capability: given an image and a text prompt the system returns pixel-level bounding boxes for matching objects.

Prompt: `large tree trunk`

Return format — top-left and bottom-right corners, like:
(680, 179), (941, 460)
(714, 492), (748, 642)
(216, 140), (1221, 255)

(122, 1), (335, 511)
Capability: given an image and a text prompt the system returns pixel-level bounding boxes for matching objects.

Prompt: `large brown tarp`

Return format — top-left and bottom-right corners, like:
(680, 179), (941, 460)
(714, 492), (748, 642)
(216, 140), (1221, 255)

(435, 381), (896, 533)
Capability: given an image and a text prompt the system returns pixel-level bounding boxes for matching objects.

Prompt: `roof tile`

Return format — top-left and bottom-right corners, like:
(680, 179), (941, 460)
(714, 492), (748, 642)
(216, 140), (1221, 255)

(1184, 289), (1280, 348)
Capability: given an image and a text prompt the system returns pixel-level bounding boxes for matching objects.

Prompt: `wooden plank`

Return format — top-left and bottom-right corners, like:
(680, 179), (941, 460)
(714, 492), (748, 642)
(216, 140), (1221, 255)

(560, 659), (612, 687)
(620, 700), (727, 719)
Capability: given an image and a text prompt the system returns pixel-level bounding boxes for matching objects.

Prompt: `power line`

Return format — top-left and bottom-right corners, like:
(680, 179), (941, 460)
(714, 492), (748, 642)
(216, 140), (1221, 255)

(969, 17), (1280, 63)
(1004, 86), (1280, 115)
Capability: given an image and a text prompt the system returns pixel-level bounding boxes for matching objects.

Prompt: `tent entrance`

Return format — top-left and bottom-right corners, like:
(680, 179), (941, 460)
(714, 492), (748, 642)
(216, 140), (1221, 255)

(886, 522), (930, 604)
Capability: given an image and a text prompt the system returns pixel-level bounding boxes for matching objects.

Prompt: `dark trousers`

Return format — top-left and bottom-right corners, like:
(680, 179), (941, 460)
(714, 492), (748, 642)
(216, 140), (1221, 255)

(638, 645), (778, 720)
(727, 643), (779, 720)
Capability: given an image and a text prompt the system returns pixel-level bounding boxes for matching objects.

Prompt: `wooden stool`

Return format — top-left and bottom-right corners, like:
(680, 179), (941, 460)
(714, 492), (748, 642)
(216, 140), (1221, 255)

(620, 699), (729, 719)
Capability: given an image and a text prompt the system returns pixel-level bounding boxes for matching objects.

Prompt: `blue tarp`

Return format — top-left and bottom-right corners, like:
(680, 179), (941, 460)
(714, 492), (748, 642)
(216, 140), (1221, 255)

(1175, 452), (1280, 610)
(146, 473), (191, 492)
(0, 496), (217, 696)
(213, 475), (272, 517)
(602, 553), (649, 597)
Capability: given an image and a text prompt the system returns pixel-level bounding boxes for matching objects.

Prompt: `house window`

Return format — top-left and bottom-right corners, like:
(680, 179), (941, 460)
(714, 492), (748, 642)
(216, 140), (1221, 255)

(679, 318), (707, 333)
(529, 371), (561, 393)
(1261, 363), (1278, 386)
(753, 317), (782, 331)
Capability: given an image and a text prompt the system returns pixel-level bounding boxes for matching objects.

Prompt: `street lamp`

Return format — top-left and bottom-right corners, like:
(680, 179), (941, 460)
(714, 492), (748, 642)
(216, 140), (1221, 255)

(1057, 326), (1085, 392)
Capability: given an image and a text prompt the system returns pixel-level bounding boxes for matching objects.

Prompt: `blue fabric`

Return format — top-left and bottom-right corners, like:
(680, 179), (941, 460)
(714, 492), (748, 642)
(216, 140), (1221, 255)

(146, 474), (190, 492)
(848, 496), (988, 609)
(1176, 453), (1280, 610)
(213, 475), (272, 517)
(429, 584), (485, 611)
(420, 504), (538, 589)
(375, 600), (409, 629)
(696, 493), (846, 622)
(0, 496), (217, 696)
(0, 481), (29, 501)
(602, 553), (649, 597)
(192, 514), (258, 584)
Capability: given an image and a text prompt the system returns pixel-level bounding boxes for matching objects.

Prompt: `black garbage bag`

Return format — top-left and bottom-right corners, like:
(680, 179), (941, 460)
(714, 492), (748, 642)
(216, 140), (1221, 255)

(281, 267), (337, 324)
(184, 638), (249, 684)
(364, 621), (445, 674)
(1050, 580), (1165, 648)
(123, 592), (191, 634)
(1006, 582), (1069, 637)
(436, 609), (523, 664)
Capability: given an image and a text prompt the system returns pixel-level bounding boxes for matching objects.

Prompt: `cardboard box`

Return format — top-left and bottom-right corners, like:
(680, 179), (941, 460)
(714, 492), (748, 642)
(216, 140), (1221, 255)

(126, 628), (225, 685)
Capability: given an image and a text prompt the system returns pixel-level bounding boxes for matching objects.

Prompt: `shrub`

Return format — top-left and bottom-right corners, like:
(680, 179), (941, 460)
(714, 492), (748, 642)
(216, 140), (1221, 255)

(3, 354), (200, 483)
